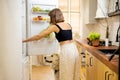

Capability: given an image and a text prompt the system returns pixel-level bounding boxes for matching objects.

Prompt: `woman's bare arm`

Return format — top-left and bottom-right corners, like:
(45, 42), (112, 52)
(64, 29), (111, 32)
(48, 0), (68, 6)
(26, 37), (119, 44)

(22, 25), (58, 43)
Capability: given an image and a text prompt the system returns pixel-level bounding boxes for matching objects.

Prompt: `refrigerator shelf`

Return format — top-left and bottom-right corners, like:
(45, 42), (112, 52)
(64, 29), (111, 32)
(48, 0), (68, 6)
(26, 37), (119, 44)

(32, 20), (49, 23)
(32, 11), (49, 14)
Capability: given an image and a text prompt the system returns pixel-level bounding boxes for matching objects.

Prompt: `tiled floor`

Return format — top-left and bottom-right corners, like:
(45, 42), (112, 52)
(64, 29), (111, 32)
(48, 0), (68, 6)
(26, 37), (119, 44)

(32, 65), (55, 80)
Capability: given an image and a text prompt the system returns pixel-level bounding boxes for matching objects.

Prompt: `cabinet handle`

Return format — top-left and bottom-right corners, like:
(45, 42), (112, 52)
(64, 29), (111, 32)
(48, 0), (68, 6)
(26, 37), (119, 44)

(86, 52), (89, 55)
(81, 52), (85, 54)
(90, 57), (93, 66)
(105, 71), (109, 80)
(86, 64), (89, 67)
(108, 74), (113, 80)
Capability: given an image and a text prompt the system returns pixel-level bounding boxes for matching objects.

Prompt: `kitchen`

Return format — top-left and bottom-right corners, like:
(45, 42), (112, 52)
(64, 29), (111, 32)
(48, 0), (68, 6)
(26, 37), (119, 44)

(0, 0), (119, 80)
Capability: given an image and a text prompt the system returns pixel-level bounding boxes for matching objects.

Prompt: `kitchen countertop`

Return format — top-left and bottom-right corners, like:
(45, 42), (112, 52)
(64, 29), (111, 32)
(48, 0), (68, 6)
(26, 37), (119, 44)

(75, 39), (119, 74)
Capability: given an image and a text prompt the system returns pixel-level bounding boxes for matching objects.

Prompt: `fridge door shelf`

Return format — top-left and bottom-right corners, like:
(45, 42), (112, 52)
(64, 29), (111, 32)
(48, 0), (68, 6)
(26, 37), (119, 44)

(28, 38), (59, 55)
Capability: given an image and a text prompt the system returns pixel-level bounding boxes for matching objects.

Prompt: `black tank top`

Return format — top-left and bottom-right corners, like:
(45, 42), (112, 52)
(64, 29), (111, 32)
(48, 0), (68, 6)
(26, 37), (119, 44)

(55, 24), (73, 42)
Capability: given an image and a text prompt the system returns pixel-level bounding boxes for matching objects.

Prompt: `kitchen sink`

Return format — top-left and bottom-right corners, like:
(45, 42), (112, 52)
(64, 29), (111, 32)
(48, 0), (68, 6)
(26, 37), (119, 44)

(98, 49), (118, 57)
(98, 49), (117, 54)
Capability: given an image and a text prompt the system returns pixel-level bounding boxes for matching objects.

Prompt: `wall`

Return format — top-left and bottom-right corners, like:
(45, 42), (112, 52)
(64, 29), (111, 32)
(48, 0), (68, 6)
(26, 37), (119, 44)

(80, 0), (119, 46)
(94, 16), (119, 46)
(80, 0), (97, 39)
(0, 0), (22, 80)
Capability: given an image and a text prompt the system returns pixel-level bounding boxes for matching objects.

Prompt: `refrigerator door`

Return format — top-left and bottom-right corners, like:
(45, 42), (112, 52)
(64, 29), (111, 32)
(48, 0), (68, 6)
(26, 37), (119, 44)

(22, 0), (27, 57)
(28, 38), (60, 55)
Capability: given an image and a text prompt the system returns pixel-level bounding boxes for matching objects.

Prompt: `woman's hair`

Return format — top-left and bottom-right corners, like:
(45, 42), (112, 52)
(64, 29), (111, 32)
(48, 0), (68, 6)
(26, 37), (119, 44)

(48, 8), (64, 24)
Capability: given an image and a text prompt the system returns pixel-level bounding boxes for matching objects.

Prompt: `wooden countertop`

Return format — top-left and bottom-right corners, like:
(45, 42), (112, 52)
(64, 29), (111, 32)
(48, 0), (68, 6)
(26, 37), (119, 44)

(75, 39), (119, 74)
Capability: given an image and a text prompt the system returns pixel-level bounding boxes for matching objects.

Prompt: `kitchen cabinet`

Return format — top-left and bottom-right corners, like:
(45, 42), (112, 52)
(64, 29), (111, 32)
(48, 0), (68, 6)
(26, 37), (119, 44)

(104, 66), (117, 80)
(96, 57), (105, 80)
(95, 0), (108, 19)
(108, 0), (120, 17)
(84, 0), (97, 24)
(76, 39), (119, 80)
(76, 42), (86, 80)
(85, 51), (97, 80)
(85, 51), (118, 80)
(76, 42), (118, 80)
(96, 57), (118, 80)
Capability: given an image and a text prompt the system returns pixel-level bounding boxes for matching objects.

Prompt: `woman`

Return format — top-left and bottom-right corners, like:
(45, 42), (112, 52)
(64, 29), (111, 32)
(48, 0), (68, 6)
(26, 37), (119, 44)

(23, 8), (80, 80)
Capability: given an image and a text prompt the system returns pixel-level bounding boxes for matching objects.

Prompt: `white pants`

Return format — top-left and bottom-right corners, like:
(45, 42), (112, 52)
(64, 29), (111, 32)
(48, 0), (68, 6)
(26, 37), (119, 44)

(59, 42), (80, 80)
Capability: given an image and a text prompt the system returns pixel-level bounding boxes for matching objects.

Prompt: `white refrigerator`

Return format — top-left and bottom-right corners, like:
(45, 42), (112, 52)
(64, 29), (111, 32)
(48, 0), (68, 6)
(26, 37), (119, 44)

(22, 0), (59, 79)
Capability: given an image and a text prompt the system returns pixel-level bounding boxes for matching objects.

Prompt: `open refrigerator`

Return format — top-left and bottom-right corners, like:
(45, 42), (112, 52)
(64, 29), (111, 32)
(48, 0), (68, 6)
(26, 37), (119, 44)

(22, 0), (58, 80)
(27, 0), (59, 66)
(26, 0), (59, 56)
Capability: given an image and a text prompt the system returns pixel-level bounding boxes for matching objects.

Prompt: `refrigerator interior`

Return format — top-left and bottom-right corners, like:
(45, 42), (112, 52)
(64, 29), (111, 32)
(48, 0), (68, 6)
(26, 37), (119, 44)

(27, 0), (59, 56)
(22, 0), (59, 68)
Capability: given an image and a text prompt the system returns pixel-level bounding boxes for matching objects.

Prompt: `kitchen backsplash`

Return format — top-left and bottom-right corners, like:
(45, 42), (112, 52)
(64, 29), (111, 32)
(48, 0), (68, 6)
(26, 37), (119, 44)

(95, 16), (119, 46)
(83, 16), (119, 46)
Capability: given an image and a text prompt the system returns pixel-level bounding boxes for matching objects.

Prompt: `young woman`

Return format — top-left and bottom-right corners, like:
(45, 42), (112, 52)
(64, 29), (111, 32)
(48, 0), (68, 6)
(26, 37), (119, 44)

(23, 8), (80, 80)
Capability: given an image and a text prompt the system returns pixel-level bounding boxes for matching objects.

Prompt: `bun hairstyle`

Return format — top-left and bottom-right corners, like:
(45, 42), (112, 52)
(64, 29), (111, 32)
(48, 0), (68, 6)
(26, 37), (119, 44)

(48, 8), (64, 24)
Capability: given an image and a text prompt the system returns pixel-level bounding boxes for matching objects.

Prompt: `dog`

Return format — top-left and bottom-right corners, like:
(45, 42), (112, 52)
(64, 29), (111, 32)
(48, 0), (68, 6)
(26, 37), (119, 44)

(43, 54), (59, 73)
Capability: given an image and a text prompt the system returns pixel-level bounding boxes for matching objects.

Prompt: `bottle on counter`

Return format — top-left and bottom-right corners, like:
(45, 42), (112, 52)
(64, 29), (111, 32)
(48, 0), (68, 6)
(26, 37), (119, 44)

(105, 38), (109, 46)
(105, 26), (109, 47)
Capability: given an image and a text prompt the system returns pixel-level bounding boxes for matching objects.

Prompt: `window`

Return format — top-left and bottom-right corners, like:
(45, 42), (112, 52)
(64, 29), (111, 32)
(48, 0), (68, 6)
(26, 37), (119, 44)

(58, 0), (80, 33)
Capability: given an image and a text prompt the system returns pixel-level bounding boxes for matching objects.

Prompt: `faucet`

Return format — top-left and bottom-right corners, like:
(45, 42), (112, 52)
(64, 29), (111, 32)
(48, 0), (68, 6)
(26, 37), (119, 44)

(109, 25), (120, 61)
(116, 25), (120, 42)
(108, 25), (120, 80)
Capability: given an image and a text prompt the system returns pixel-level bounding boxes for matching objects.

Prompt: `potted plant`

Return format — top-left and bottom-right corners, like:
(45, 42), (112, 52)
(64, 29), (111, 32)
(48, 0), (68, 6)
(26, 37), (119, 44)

(88, 32), (101, 47)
